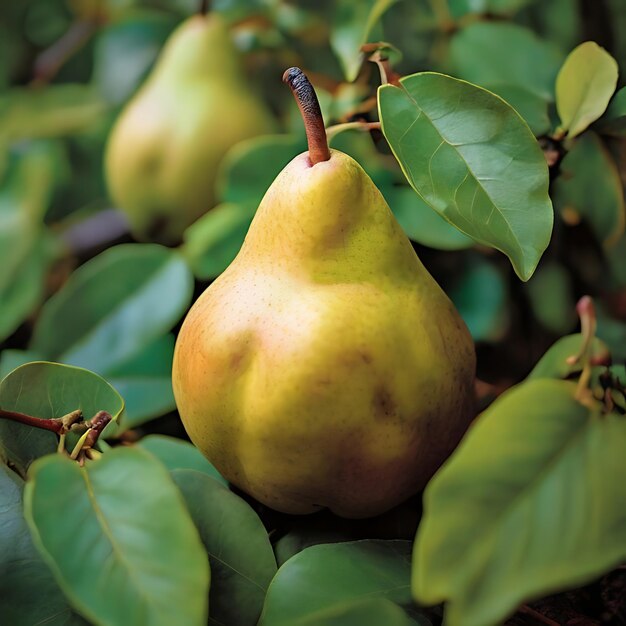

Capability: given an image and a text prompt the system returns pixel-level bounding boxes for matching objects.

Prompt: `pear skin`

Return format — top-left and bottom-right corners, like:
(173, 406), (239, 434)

(105, 14), (275, 244)
(173, 148), (476, 518)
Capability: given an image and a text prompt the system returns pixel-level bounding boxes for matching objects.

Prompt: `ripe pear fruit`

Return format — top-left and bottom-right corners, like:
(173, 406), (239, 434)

(104, 13), (275, 244)
(172, 68), (476, 518)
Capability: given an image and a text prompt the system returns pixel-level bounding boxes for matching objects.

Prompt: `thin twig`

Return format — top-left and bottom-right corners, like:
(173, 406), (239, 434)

(32, 18), (101, 85)
(326, 121), (381, 141)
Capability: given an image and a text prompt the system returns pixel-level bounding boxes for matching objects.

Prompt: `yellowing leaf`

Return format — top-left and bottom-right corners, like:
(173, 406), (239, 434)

(556, 41), (618, 138)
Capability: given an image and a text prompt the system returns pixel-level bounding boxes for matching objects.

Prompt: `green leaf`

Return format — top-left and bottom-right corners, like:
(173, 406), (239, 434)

(93, 13), (176, 106)
(30, 244), (193, 374)
(527, 334), (609, 381)
(0, 142), (62, 340)
(0, 233), (53, 341)
(139, 435), (226, 486)
(414, 379), (626, 626)
(330, 0), (398, 82)
(217, 134), (306, 210)
(449, 257), (508, 342)
(274, 526), (354, 568)
(259, 540), (424, 625)
(379, 72), (553, 280)
(0, 85), (106, 143)
(484, 83), (551, 136)
(181, 202), (255, 280)
(24, 448), (210, 626)
(329, 130), (396, 190)
(448, 0), (537, 18)
(184, 134), (307, 279)
(0, 465), (87, 626)
(552, 132), (625, 246)
(0, 348), (44, 379)
(448, 22), (564, 99)
(388, 187), (473, 250)
(596, 86), (626, 137)
(171, 469), (277, 626)
(105, 334), (176, 431)
(0, 362), (124, 477)
(525, 261), (577, 334)
(284, 597), (420, 625)
(556, 41), (618, 139)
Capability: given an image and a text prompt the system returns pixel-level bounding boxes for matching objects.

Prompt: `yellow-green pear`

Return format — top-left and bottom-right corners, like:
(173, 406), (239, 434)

(172, 68), (476, 518)
(105, 12), (275, 244)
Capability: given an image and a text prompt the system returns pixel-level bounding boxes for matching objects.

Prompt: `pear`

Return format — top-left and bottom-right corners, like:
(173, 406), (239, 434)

(172, 68), (476, 518)
(104, 13), (275, 244)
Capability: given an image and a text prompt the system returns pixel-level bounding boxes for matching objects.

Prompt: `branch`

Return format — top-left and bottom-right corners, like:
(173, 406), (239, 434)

(32, 18), (101, 85)
(0, 408), (65, 434)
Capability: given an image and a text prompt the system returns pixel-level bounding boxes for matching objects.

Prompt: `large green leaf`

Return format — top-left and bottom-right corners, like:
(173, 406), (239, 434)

(139, 435), (226, 486)
(105, 334), (176, 431)
(556, 42), (618, 139)
(274, 526), (354, 568)
(259, 540), (425, 625)
(0, 362), (124, 477)
(330, 0), (398, 82)
(414, 379), (626, 626)
(388, 186), (474, 250)
(24, 448), (210, 626)
(285, 597), (419, 625)
(448, 22), (564, 99)
(30, 244), (193, 374)
(484, 83), (551, 136)
(552, 132), (625, 246)
(172, 469), (276, 626)
(379, 72), (553, 280)
(0, 465), (87, 626)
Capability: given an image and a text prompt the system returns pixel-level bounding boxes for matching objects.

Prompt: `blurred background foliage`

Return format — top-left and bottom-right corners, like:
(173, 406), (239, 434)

(0, 0), (625, 435)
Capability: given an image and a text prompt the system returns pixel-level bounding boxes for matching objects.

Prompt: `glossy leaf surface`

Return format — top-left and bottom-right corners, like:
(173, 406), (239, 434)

(379, 72), (553, 280)
(25, 448), (210, 626)
(414, 379), (626, 626)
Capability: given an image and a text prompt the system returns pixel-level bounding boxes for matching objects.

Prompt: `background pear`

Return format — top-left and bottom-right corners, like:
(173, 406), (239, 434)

(105, 13), (275, 244)
(172, 68), (476, 518)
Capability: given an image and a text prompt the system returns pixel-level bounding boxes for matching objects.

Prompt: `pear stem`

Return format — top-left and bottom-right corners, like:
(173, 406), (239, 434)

(282, 67), (330, 165)
(199, 0), (210, 16)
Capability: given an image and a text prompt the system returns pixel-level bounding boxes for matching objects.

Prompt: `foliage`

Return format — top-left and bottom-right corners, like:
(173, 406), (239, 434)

(1, 1), (625, 625)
